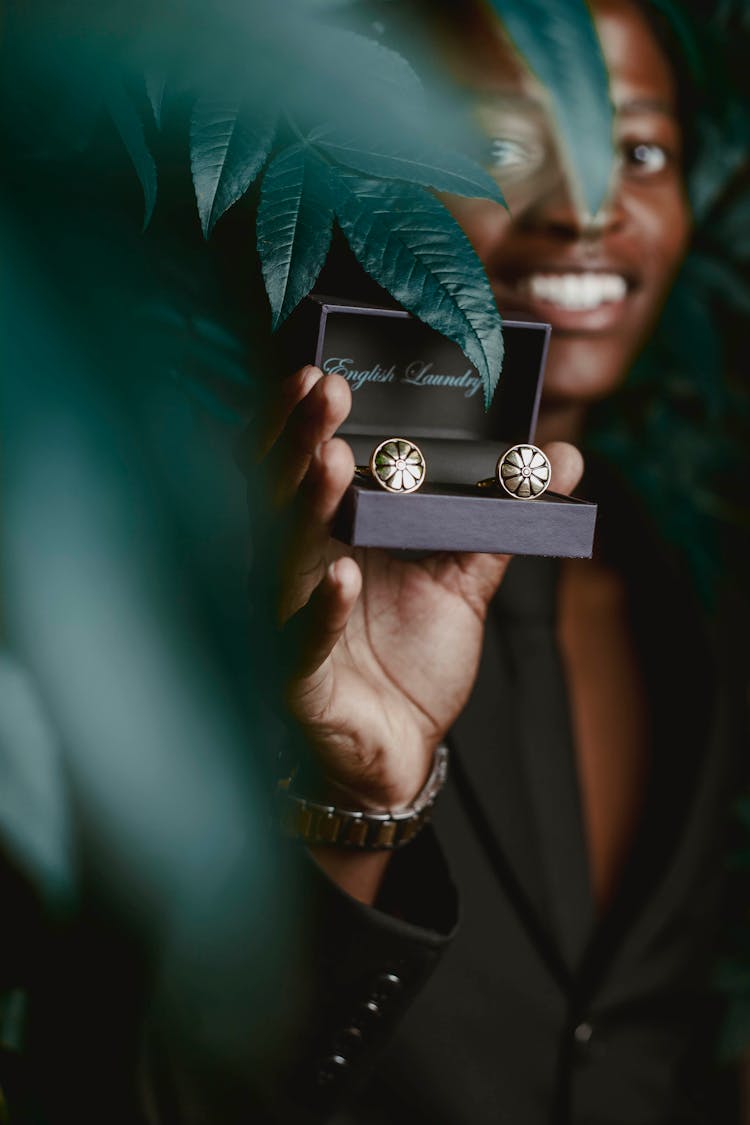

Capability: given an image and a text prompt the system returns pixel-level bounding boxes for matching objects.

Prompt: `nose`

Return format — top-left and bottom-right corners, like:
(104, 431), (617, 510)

(518, 170), (625, 240)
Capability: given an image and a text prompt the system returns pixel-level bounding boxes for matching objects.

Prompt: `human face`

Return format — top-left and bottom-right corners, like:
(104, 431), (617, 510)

(444, 0), (691, 437)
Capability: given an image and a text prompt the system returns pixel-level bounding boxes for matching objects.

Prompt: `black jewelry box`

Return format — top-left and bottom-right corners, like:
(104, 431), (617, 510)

(284, 296), (597, 557)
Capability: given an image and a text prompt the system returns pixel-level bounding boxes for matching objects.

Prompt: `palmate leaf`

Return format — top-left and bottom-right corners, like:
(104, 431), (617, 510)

(308, 126), (507, 208)
(487, 0), (615, 217)
(256, 144), (334, 329)
(332, 169), (503, 407)
(290, 26), (426, 144)
(107, 84), (157, 231)
(190, 99), (276, 237)
(314, 27), (424, 111)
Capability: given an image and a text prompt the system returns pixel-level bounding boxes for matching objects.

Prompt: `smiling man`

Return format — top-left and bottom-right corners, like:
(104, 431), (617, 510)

(443, 0), (691, 440)
(256, 3), (744, 1123)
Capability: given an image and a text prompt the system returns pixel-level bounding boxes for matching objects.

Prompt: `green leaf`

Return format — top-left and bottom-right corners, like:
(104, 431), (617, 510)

(291, 26), (426, 142)
(647, 0), (706, 84)
(190, 99), (276, 237)
(107, 85), (157, 231)
(487, 0), (615, 216)
(332, 170), (503, 407)
(309, 126), (507, 208)
(256, 144), (334, 329)
(317, 27), (424, 107)
(689, 105), (750, 222)
(145, 73), (166, 130)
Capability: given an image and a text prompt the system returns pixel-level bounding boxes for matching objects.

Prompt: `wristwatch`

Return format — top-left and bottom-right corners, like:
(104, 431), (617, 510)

(276, 744), (449, 850)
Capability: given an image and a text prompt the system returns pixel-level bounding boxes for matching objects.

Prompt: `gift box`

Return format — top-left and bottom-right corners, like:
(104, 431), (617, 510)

(284, 296), (597, 557)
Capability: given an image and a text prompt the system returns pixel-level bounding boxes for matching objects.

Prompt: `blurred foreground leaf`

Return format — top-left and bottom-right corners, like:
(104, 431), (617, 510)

(488, 0), (615, 216)
(107, 83), (158, 230)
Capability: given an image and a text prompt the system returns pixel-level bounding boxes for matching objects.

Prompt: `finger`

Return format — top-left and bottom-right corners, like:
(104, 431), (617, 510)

(543, 441), (584, 497)
(268, 373), (352, 507)
(287, 555), (362, 682)
(262, 364), (324, 457)
(235, 365), (323, 474)
(439, 441), (585, 598)
(279, 436), (356, 622)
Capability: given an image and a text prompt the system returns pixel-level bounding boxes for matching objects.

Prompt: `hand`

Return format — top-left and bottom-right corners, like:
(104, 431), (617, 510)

(258, 365), (584, 812)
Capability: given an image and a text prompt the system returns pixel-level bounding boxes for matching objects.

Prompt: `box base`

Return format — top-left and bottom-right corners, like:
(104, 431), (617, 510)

(333, 481), (596, 558)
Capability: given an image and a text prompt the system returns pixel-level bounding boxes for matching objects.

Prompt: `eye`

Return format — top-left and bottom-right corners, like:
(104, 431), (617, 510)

(487, 137), (541, 173)
(622, 141), (670, 176)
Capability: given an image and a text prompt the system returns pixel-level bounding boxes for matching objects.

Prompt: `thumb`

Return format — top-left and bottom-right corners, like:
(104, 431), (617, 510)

(450, 442), (585, 600)
(543, 441), (584, 497)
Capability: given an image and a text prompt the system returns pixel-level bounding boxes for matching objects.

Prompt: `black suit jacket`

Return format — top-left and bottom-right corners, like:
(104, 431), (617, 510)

(279, 465), (747, 1125)
(1, 465), (746, 1125)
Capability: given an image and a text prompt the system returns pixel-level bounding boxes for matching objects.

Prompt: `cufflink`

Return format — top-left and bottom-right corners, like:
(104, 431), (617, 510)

(477, 443), (551, 499)
(355, 438), (426, 493)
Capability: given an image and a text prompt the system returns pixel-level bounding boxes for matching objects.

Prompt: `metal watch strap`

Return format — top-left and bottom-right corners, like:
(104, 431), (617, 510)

(277, 744), (449, 850)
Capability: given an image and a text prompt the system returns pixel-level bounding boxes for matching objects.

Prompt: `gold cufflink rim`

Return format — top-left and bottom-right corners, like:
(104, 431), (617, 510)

(355, 437), (426, 494)
(477, 443), (551, 500)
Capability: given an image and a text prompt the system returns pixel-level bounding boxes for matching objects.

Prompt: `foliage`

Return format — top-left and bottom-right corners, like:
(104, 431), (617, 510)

(0, 0), (620, 406)
(179, 5), (514, 405)
(586, 0), (750, 603)
(486, 0), (615, 216)
(3, 0), (750, 1087)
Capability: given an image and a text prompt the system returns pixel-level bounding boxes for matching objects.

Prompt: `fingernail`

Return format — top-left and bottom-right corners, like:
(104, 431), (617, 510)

(300, 365), (323, 395)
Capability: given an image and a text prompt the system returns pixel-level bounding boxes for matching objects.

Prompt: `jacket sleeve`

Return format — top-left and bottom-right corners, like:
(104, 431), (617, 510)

(270, 825), (459, 1122)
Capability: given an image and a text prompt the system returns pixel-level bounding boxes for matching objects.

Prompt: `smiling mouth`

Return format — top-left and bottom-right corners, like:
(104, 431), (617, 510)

(515, 272), (629, 312)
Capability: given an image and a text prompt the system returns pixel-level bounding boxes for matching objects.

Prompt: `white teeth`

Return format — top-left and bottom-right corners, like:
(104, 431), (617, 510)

(523, 272), (627, 310)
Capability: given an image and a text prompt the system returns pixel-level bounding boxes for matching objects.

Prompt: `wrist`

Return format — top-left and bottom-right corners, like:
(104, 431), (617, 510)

(277, 744), (449, 851)
(291, 734), (443, 812)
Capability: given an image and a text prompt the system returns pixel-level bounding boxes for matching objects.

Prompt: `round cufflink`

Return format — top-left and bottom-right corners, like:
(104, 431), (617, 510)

(356, 438), (426, 493)
(478, 443), (551, 499)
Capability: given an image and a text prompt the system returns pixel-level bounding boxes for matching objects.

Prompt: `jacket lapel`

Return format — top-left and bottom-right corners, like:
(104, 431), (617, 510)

(448, 556), (594, 974)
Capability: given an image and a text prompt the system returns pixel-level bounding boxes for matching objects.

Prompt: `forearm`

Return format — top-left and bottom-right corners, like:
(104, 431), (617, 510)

(308, 846), (391, 906)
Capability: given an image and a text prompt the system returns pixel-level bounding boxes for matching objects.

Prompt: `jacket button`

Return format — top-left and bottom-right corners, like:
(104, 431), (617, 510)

(372, 972), (402, 1002)
(317, 1054), (348, 1086)
(573, 1021), (593, 1048)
